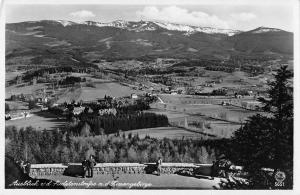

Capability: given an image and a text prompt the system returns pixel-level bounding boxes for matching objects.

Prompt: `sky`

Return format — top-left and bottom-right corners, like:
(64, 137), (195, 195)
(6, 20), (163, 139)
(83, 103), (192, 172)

(4, 2), (296, 31)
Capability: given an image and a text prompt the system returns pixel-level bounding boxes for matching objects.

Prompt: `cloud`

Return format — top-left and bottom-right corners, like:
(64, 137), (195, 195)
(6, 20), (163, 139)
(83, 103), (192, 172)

(69, 10), (95, 19)
(136, 6), (230, 29)
(230, 13), (257, 21)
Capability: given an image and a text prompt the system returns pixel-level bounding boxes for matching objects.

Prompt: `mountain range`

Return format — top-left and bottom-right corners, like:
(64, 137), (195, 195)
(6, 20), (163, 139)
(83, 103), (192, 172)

(5, 20), (293, 66)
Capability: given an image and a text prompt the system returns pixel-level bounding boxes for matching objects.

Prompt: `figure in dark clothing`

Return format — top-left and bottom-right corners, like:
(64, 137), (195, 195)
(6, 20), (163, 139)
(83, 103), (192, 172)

(156, 157), (162, 176)
(87, 155), (96, 178)
(214, 155), (232, 178)
(211, 161), (217, 179)
(81, 159), (89, 178)
(24, 161), (31, 175)
(18, 160), (26, 174)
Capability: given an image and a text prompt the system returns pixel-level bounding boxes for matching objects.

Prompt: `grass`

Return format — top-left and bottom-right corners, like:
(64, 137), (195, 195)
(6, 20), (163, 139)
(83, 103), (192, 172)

(5, 101), (28, 111)
(116, 127), (209, 140)
(148, 94), (262, 138)
(156, 95), (261, 122)
(5, 111), (66, 130)
(77, 82), (142, 101)
(55, 81), (143, 103)
(5, 83), (47, 99)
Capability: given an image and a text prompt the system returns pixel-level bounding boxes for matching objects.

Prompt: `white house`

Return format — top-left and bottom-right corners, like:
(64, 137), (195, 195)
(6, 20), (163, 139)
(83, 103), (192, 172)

(131, 93), (138, 99)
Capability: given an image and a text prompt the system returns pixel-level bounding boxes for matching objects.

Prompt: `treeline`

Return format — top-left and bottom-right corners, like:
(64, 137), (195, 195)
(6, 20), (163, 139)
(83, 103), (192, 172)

(5, 126), (228, 164)
(59, 76), (86, 85)
(70, 112), (169, 136)
(211, 89), (227, 96)
(173, 59), (265, 75)
(173, 60), (236, 73)
(83, 98), (154, 114)
(111, 67), (189, 77)
(22, 66), (97, 81)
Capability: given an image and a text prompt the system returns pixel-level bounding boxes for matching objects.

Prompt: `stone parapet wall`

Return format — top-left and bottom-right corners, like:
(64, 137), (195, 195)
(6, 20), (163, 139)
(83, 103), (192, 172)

(29, 163), (211, 177)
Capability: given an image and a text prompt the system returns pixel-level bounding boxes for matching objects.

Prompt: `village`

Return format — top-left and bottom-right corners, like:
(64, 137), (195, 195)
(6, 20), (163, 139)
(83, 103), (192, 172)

(4, 56), (276, 140)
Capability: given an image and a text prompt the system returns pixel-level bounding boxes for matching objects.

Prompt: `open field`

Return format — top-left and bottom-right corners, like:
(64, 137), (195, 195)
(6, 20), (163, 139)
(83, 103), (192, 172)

(5, 111), (66, 130)
(5, 100), (28, 111)
(56, 83), (139, 103)
(116, 126), (211, 140)
(5, 71), (24, 82)
(148, 93), (264, 138)
(173, 70), (268, 93)
(78, 82), (142, 100)
(150, 103), (258, 123)
(146, 109), (240, 138)
(157, 94), (262, 122)
(36, 173), (220, 189)
(55, 82), (143, 103)
(5, 83), (47, 99)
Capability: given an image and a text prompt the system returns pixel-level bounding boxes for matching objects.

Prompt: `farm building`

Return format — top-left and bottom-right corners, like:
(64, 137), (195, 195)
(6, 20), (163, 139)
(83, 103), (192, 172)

(241, 101), (262, 110)
(131, 93), (138, 99)
(72, 106), (85, 115)
(99, 108), (117, 116)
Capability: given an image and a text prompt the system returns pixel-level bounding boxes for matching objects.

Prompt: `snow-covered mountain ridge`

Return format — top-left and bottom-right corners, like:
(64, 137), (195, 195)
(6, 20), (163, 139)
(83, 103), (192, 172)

(55, 19), (242, 36)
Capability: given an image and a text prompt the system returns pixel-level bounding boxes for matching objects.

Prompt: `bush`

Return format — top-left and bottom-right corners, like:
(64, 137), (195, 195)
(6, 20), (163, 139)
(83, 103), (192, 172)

(5, 103), (10, 112)
(28, 100), (37, 110)
(86, 82), (96, 88)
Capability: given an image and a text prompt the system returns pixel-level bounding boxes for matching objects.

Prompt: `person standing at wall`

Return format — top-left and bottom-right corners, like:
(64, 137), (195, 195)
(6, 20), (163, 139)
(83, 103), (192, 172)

(81, 159), (89, 178)
(88, 155), (96, 178)
(156, 157), (162, 176)
(211, 161), (217, 179)
(24, 161), (31, 175)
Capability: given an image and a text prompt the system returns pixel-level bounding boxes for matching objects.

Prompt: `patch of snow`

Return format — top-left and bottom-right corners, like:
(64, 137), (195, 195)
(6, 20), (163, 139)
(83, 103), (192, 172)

(98, 37), (113, 42)
(187, 48), (198, 52)
(105, 41), (111, 49)
(76, 20), (241, 35)
(153, 21), (240, 36)
(154, 21), (194, 32)
(183, 31), (195, 36)
(129, 39), (152, 46)
(161, 32), (173, 36)
(251, 27), (282, 34)
(71, 57), (80, 62)
(56, 20), (76, 27)
(26, 26), (44, 31)
(34, 34), (46, 38)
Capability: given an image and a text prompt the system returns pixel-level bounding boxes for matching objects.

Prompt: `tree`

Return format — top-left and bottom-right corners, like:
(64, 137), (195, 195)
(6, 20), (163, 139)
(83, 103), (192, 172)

(5, 103), (10, 113)
(80, 122), (91, 137)
(127, 147), (138, 162)
(229, 66), (293, 189)
(28, 100), (36, 110)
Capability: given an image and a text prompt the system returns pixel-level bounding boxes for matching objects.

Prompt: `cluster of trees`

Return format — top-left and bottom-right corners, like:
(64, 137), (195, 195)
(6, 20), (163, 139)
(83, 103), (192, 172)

(205, 66), (235, 73)
(226, 66), (293, 189)
(211, 89), (227, 96)
(229, 55), (276, 64)
(241, 65), (264, 76)
(59, 76), (86, 85)
(70, 112), (169, 136)
(173, 59), (235, 73)
(116, 98), (156, 114)
(112, 67), (189, 77)
(22, 66), (95, 82)
(84, 98), (154, 115)
(173, 59), (265, 75)
(5, 126), (226, 164)
(5, 103), (10, 113)
(173, 59), (221, 68)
